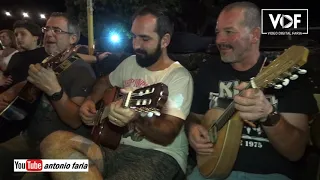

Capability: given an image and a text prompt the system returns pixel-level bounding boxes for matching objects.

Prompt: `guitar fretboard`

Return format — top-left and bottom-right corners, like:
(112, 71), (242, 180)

(211, 83), (252, 131)
(214, 101), (236, 131)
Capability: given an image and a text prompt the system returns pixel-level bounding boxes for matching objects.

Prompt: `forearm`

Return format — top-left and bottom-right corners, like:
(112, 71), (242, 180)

(185, 113), (203, 132)
(77, 53), (97, 63)
(263, 115), (309, 161)
(51, 92), (82, 129)
(89, 76), (112, 103)
(135, 115), (182, 146)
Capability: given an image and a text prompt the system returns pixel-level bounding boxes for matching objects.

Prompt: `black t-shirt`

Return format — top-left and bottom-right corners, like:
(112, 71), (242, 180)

(26, 56), (96, 142)
(3, 47), (48, 87)
(191, 54), (318, 179)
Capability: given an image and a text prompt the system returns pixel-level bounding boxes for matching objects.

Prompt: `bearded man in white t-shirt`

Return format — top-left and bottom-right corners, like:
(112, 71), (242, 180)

(39, 4), (194, 180)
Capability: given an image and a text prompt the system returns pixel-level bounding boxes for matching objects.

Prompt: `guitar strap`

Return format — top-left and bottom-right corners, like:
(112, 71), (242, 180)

(53, 54), (80, 75)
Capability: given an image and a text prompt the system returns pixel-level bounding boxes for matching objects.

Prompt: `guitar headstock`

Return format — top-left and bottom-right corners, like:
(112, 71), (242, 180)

(123, 83), (168, 116)
(42, 45), (77, 69)
(253, 45), (309, 89)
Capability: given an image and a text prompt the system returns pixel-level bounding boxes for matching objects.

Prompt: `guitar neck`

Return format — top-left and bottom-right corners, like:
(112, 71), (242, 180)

(213, 82), (255, 131)
(17, 54), (77, 102)
(214, 101), (236, 131)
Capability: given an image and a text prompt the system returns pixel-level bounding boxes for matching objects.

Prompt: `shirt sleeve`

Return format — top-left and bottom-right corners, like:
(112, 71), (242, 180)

(62, 62), (96, 98)
(162, 68), (194, 120)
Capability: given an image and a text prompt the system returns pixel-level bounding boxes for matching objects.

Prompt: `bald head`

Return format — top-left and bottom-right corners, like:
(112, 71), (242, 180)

(221, 1), (261, 30)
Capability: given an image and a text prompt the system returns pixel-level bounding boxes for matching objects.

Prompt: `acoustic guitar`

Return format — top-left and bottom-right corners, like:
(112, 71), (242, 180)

(310, 112), (320, 150)
(0, 45), (79, 121)
(91, 83), (168, 149)
(197, 45), (310, 179)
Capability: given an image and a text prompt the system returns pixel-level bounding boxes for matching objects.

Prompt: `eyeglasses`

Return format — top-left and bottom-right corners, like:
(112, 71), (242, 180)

(41, 27), (74, 35)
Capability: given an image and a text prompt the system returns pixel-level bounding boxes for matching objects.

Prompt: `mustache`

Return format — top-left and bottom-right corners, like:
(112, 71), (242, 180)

(217, 44), (233, 49)
(134, 49), (147, 55)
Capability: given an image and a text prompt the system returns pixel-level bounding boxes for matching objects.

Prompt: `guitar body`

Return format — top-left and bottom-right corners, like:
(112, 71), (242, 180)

(0, 45), (78, 121)
(91, 87), (128, 150)
(310, 113), (320, 150)
(92, 120), (128, 150)
(197, 108), (243, 179)
(0, 82), (42, 121)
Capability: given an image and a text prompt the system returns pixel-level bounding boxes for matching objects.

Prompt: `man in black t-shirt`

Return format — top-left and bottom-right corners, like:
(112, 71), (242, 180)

(186, 2), (318, 180)
(0, 20), (46, 90)
(0, 20), (48, 143)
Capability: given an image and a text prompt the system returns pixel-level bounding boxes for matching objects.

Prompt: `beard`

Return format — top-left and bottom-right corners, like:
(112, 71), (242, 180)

(217, 33), (253, 63)
(218, 42), (251, 64)
(135, 43), (162, 68)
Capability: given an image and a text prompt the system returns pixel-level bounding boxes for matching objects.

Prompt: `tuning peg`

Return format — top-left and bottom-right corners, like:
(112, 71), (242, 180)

(154, 111), (161, 116)
(289, 74), (299, 80)
(140, 112), (147, 117)
(276, 78), (290, 86)
(282, 78), (290, 86)
(268, 82), (283, 89)
(298, 69), (307, 74)
(147, 112), (154, 118)
(274, 84), (283, 89)
(293, 67), (307, 74)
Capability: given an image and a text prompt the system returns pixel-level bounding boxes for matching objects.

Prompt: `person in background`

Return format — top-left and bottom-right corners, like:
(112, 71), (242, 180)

(0, 29), (18, 82)
(0, 20), (46, 90)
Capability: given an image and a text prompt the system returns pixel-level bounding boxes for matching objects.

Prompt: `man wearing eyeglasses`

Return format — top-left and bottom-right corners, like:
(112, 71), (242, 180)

(0, 12), (96, 180)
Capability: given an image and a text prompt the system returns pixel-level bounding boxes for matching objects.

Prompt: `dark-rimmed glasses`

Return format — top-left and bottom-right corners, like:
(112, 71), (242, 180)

(41, 27), (74, 35)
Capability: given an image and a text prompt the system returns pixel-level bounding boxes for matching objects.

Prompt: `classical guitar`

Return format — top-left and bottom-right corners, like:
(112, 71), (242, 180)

(91, 83), (168, 150)
(0, 45), (79, 121)
(197, 45), (310, 179)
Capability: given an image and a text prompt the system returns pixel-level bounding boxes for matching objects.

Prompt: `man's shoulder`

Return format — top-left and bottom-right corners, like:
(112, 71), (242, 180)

(121, 54), (137, 65)
(20, 47), (46, 55)
(62, 56), (96, 79)
(169, 61), (193, 79)
(111, 54), (139, 72)
(74, 58), (95, 73)
(195, 56), (224, 78)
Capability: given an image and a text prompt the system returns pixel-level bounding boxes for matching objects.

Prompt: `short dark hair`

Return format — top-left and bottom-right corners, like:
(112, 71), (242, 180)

(132, 4), (174, 38)
(13, 20), (42, 37)
(49, 12), (80, 43)
(222, 1), (261, 30)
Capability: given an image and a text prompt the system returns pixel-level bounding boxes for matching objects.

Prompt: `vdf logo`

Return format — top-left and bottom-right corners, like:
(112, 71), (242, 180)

(261, 9), (308, 35)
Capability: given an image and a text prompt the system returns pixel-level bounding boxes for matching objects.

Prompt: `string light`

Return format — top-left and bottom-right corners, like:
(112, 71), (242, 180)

(2, 11), (49, 20)
(22, 12), (29, 18)
(40, 14), (46, 19)
(5, 11), (12, 16)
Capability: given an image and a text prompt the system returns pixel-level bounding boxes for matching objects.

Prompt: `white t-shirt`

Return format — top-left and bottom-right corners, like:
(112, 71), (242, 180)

(2, 50), (18, 65)
(109, 55), (193, 173)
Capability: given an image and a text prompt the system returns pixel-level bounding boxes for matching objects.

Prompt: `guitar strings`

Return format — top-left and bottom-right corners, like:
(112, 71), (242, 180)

(215, 57), (267, 128)
(119, 92), (154, 98)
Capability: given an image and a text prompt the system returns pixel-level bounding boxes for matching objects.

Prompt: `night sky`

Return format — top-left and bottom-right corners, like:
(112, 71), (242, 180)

(0, 0), (66, 29)
(0, 0), (319, 40)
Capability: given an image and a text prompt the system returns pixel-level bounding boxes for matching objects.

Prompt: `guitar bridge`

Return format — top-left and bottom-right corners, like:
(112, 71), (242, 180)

(208, 125), (218, 143)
